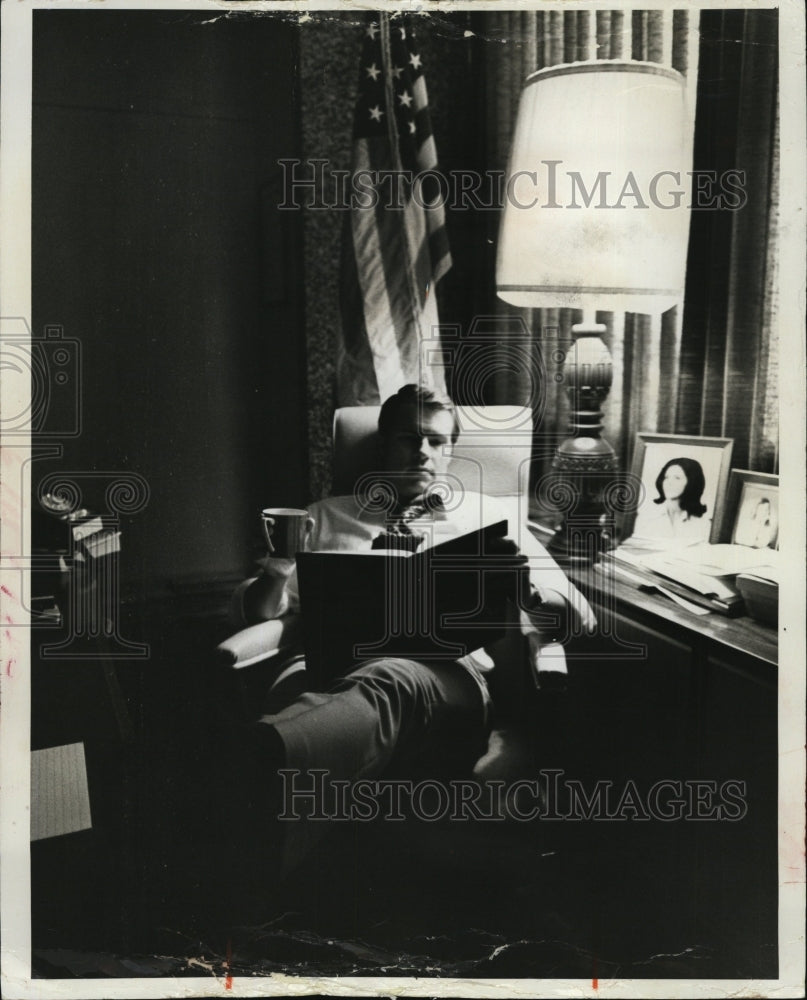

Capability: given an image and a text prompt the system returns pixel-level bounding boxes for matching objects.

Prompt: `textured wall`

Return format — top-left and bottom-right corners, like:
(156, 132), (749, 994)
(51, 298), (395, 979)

(299, 14), (357, 501)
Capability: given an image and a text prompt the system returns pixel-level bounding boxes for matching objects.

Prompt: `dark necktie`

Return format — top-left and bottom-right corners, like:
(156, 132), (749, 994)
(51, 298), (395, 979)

(371, 493), (445, 551)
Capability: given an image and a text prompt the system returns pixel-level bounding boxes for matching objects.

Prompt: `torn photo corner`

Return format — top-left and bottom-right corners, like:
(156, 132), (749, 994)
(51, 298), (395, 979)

(1, 1), (805, 998)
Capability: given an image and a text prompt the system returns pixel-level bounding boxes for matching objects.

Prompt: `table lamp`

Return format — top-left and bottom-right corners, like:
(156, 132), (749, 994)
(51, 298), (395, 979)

(496, 61), (691, 562)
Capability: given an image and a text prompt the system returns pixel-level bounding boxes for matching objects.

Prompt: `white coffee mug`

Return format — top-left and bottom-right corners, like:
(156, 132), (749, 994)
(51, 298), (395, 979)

(261, 507), (310, 558)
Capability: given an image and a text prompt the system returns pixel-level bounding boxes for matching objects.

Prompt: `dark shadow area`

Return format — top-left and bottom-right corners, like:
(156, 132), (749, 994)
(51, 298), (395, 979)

(31, 597), (778, 982)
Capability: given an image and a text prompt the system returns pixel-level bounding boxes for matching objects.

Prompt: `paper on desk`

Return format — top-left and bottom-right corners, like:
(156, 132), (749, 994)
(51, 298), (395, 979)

(614, 542), (778, 577)
(613, 544), (756, 598)
(610, 545), (661, 568)
(660, 543), (780, 578)
(596, 563), (713, 616)
(655, 585), (712, 616)
(31, 742), (92, 841)
(739, 564), (780, 585)
(639, 555), (739, 599)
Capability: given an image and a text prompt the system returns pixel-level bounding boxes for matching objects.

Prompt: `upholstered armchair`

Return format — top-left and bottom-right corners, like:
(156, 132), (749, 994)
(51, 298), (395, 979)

(216, 404), (568, 776)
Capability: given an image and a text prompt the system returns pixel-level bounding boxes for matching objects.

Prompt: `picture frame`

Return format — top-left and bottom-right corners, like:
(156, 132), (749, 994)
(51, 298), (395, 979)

(623, 432), (734, 545)
(721, 469), (780, 549)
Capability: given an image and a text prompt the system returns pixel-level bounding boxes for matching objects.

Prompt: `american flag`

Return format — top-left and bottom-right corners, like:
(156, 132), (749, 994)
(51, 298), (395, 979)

(338, 14), (452, 405)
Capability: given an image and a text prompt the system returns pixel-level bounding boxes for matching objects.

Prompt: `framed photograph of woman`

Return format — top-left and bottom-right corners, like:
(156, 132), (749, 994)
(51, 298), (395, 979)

(722, 470), (780, 549)
(623, 433), (734, 546)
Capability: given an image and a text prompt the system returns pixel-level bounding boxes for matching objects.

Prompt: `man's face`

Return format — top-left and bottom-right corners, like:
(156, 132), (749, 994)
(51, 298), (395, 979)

(380, 404), (455, 502)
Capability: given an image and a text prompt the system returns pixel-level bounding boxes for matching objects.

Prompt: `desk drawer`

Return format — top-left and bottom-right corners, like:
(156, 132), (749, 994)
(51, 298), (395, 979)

(566, 611), (694, 780)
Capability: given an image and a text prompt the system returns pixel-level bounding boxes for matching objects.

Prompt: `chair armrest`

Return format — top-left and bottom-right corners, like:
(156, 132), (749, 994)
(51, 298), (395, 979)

(215, 614), (302, 670)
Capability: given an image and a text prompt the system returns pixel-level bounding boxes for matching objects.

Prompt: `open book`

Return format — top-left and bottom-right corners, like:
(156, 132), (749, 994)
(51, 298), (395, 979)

(296, 520), (511, 686)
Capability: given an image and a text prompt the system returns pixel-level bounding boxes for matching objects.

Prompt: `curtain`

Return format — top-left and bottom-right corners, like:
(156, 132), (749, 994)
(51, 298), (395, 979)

(482, 9), (778, 482)
(676, 10), (779, 473)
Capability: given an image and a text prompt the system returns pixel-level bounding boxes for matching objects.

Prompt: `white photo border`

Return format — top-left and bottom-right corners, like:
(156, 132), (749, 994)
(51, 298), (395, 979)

(2, 2), (805, 998)
(625, 432), (734, 544)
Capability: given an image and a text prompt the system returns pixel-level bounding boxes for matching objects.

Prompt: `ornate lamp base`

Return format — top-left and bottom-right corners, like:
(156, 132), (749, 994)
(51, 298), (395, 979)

(546, 438), (619, 565)
(544, 323), (618, 566)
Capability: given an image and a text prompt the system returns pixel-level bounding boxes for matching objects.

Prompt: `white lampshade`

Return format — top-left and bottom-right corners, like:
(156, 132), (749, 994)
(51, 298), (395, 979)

(496, 62), (692, 314)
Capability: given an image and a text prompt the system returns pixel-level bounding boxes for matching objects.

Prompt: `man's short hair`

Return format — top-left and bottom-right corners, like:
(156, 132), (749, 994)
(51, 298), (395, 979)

(378, 384), (460, 443)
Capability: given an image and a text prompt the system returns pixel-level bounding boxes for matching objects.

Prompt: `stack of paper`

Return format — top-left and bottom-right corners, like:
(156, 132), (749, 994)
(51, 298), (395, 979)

(599, 542), (771, 616)
(652, 543), (779, 578)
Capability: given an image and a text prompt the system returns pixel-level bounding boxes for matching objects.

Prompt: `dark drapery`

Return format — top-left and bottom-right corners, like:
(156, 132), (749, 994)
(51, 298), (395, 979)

(677, 9), (779, 473)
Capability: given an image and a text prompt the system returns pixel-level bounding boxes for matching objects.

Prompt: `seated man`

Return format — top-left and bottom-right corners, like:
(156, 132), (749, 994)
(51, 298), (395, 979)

(223, 384), (595, 875)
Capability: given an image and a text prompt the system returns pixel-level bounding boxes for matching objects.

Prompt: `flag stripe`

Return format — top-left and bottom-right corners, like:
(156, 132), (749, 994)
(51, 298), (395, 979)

(402, 187), (431, 304)
(352, 213), (407, 385)
(412, 75), (428, 103)
(429, 228), (452, 283)
(417, 133), (438, 169)
(355, 138), (421, 375)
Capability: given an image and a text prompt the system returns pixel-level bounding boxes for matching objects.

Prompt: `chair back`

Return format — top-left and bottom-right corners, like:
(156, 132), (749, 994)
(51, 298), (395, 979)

(332, 405), (533, 501)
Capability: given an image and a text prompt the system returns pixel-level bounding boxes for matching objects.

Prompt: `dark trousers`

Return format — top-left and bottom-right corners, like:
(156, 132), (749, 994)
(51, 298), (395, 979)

(258, 657), (491, 872)
(262, 656), (491, 780)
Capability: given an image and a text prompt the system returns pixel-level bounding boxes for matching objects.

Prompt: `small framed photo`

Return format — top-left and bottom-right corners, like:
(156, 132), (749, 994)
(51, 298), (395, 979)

(623, 433), (734, 546)
(721, 470), (779, 550)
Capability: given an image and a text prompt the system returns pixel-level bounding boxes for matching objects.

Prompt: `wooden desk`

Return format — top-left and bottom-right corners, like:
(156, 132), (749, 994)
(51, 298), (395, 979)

(567, 559), (776, 666)
(554, 559), (778, 975)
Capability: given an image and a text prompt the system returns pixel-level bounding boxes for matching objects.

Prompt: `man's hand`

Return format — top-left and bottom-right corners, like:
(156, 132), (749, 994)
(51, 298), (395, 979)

(482, 534), (531, 609)
(257, 554), (296, 580)
(242, 554), (297, 623)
